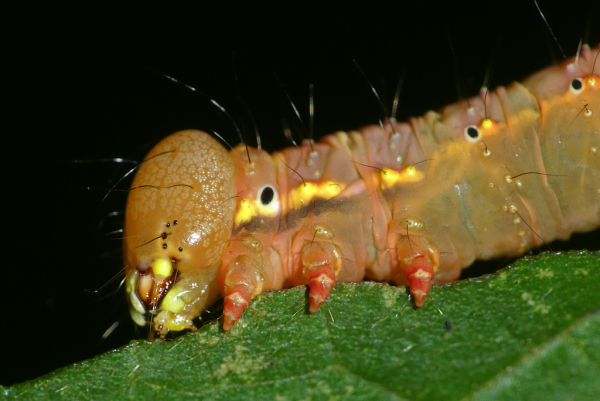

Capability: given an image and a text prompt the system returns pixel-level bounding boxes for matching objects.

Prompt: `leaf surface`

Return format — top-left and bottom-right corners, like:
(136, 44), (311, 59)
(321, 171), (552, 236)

(5, 251), (600, 401)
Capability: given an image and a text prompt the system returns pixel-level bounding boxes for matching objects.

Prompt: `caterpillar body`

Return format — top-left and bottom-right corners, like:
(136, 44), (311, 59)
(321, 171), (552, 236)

(123, 44), (600, 337)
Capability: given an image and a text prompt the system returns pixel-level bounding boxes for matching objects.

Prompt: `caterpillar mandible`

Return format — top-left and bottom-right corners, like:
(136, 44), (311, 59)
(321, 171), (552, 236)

(123, 44), (599, 337)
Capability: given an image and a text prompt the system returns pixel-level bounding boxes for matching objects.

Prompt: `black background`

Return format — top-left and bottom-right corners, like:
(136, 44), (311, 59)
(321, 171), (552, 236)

(4, 0), (599, 385)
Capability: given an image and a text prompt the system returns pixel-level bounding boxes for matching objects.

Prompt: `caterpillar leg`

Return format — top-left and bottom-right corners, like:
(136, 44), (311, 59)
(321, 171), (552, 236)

(221, 255), (265, 331)
(302, 240), (343, 313)
(396, 235), (440, 307)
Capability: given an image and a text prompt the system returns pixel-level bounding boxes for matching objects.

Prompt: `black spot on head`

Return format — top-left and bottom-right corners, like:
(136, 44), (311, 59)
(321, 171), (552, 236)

(178, 247), (183, 252)
(173, 220), (178, 225)
(166, 222), (171, 228)
(466, 126), (479, 139)
(571, 78), (583, 91)
(260, 186), (274, 205)
(162, 243), (167, 249)
(161, 232), (168, 240)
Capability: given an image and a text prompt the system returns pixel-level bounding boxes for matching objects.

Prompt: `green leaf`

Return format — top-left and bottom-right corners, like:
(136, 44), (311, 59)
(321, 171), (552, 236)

(5, 251), (600, 401)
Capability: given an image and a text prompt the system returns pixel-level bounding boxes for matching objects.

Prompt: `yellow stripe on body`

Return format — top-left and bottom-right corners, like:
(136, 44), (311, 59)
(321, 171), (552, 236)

(289, 181), (344, 208)
(380, 166), (424, 189)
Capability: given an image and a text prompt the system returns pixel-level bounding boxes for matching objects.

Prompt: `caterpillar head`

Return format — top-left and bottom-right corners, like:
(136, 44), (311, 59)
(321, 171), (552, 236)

(123, 130), (235, 336)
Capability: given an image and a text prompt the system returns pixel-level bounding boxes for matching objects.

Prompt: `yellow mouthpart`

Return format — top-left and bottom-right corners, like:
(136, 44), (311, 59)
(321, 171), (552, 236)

(161, 286), (186, 314)
(151, 258), (173, 278)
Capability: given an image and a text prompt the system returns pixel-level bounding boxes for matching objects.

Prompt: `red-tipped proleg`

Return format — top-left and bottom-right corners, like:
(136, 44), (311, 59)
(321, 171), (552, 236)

(402, 256), (435, 307)
(396, 235), (440, 307)
(302, 239), (342, 313)
(306, 264), (336, 313)
(223, 284), (252, 331)
(220, 254), (265, 331)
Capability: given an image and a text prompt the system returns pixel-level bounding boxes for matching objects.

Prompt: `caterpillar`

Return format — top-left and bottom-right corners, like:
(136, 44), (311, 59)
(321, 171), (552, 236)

(123, 44), (600, 337)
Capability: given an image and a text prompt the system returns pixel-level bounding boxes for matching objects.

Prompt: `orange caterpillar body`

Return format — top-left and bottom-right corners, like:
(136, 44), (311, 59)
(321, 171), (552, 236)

(123, 45), (599, 336)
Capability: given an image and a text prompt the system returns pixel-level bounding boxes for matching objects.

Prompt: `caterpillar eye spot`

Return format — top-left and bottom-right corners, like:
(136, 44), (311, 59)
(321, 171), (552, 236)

(162, 243), (167, 249)
(260, 186), (275, 205)
(464, 125), (480, 142)
(570, 78), (583, 94)
(178, 247), (183, 252)
(256, 185), (280, 215)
